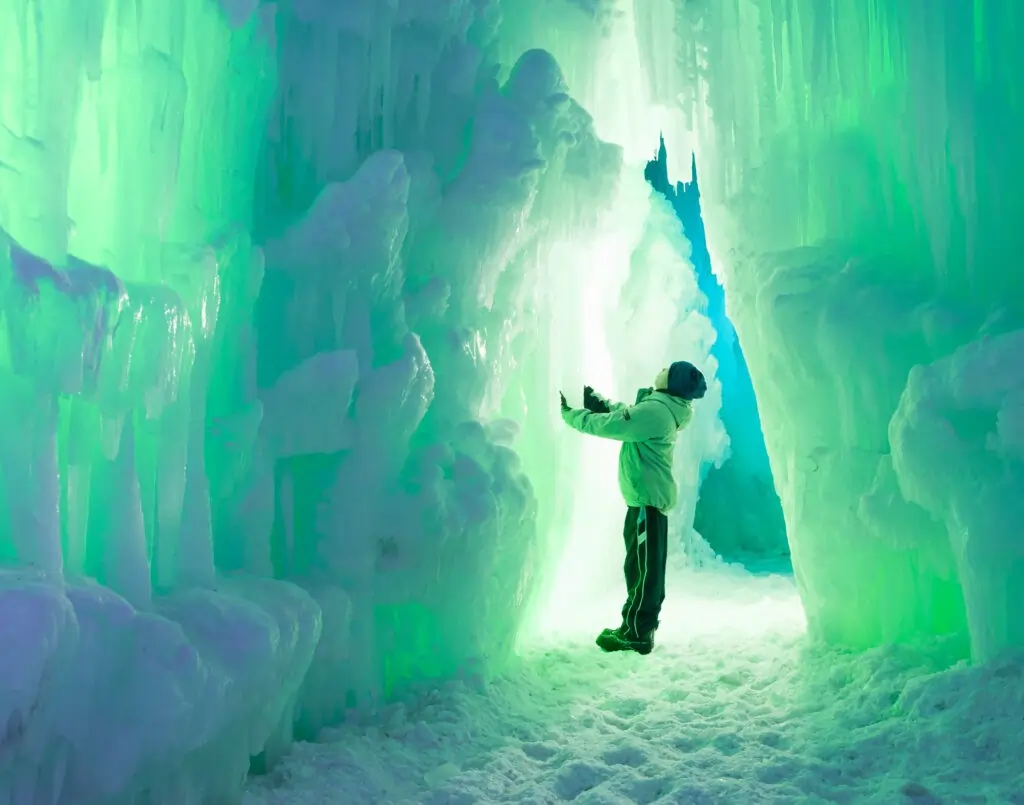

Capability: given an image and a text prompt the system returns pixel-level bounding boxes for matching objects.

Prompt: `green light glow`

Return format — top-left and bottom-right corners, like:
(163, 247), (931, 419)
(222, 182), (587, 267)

(0, 0), (275, 593)
(686, 0), (1024, 660)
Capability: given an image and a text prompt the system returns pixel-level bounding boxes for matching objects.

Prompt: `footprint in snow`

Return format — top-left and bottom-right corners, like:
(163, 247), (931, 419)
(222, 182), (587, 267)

(602, 744), (648, 767)
(554, 761), (610, 800)
(521, 741), (560, 761)
(598, 697), (648, 718)
(625, 776), (673, 804)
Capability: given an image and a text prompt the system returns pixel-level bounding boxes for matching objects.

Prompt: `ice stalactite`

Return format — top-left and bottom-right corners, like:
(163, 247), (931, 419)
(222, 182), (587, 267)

(2, 388), (62, 575)
(103, 417), (152, 608)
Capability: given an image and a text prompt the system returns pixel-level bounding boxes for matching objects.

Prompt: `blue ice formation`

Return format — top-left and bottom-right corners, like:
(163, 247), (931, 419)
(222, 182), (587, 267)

(645, 137), (787, 560)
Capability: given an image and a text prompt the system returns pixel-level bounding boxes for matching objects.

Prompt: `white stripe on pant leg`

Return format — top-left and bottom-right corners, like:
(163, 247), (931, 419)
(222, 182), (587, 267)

(630, 538), (648, 637)
(628, 508), (648, 637)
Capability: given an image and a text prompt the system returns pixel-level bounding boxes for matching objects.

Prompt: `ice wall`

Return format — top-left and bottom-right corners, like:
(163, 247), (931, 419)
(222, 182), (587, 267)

(664, 0), (1024, 660)
(0, 2), (322, 802)
(0, 0), (724, 801)
(254, 0), (644, 720)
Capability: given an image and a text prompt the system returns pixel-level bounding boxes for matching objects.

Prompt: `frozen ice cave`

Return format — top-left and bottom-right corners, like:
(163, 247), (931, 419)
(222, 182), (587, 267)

(0, 0), (1021, 803)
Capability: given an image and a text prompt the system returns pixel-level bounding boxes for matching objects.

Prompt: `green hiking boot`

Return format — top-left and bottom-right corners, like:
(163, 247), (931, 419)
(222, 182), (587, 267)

(595, 628), (656, 655)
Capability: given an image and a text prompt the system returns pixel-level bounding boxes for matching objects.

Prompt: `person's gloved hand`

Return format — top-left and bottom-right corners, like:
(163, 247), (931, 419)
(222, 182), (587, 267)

(559, 392), (570, 412)
(583, 385), (610, 414)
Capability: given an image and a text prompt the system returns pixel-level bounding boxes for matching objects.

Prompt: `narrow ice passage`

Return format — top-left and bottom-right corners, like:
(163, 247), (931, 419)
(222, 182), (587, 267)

(3, 2), (1024, 803)
(244, 564), (1022, 804)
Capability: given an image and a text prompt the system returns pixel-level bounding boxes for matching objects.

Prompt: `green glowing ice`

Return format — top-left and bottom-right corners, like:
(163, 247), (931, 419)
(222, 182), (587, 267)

(0, 0), (275, 595)
(683, 0), (1024, 659)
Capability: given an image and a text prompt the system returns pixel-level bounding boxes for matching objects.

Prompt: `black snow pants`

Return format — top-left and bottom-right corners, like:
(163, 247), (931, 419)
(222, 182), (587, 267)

(620, 506), (669, 636)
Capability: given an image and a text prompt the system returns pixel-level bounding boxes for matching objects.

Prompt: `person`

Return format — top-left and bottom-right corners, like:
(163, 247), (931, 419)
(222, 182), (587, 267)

(558, 361), (707, 655)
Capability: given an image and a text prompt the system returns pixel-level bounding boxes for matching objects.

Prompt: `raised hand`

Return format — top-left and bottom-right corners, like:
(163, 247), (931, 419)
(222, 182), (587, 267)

(583, 385), (610, 414)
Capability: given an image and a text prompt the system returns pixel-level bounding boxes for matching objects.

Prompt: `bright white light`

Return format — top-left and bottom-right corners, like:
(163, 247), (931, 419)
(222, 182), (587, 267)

(518, 0), (800, 651)
(529, 231), (631, 640)
(529, 557), (807, 647)
(520, 195), (802, 647)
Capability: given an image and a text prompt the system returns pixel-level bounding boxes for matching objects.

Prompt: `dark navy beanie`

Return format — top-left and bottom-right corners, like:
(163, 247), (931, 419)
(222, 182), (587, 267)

(667, 361), (707, 400)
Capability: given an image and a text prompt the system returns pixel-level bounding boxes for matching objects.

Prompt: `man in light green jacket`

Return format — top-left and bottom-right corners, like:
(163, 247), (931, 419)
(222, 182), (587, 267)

(560, 361), (707, 655)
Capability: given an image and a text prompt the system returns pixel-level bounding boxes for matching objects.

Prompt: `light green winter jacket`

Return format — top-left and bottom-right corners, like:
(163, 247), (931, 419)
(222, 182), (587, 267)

(561, 388), (693, 513)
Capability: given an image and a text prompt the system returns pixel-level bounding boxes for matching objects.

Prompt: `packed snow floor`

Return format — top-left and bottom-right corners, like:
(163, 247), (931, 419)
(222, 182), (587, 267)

(244, 566), (1024, 804)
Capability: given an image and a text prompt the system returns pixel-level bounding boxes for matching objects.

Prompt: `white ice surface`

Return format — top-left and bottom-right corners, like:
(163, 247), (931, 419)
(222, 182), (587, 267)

(0, 568), (321, 804)
(243, 564), (1024, 804)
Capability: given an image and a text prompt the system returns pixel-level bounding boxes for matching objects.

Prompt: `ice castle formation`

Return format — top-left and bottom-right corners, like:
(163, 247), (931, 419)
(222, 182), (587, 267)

(0, 0), (1021, 802)
(644, 137), (787, 560)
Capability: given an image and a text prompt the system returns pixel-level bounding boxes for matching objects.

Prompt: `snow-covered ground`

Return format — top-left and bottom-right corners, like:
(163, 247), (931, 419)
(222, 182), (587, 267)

(244, 568), (1024, 804)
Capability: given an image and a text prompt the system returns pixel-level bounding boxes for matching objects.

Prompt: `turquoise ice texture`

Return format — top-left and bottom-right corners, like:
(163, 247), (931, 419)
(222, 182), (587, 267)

(0, 0), (1021, 802)
(644, 139), (788, 560)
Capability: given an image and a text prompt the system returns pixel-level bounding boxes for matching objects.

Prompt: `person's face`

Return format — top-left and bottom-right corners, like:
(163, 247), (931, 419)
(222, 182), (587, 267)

(654, 367), (669, 390)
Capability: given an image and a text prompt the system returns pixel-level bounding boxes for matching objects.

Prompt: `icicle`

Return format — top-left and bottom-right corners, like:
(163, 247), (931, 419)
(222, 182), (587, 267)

(175, 352), (216, 589)
(1, 389), (65, 575)
(103, 416), (151, 608)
